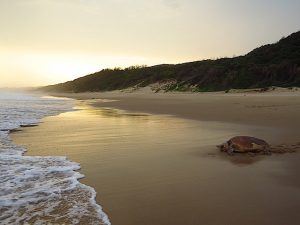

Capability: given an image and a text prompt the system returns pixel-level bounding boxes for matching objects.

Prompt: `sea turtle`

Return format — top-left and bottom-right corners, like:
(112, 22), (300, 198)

(217, 136), (271, 155)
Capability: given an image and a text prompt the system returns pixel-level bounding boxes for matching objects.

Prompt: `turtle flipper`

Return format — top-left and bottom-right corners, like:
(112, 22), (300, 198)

(263, 146), (272, 155)
(227, 146), (235, 155)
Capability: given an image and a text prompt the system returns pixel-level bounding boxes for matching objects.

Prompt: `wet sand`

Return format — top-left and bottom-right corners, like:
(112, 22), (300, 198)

(13, 92), (300, 225)
(52, 90), (300, 132)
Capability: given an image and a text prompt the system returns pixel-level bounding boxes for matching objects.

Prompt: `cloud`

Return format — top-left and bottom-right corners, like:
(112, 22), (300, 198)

(162, 0), (180, 9)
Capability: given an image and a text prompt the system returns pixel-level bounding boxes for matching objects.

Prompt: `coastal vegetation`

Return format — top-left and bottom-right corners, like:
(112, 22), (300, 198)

(41, 31), (300, 93)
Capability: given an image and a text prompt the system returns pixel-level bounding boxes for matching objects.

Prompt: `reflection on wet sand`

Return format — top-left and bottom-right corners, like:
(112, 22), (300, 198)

(75, 101), (151, 118)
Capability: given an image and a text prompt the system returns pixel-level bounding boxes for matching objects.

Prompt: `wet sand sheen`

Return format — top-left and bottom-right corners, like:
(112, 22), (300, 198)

(13, 102), (300, 225)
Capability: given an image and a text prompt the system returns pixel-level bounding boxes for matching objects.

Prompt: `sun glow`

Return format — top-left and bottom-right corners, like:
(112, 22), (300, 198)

(1, 0), (299, 88)
(0, 50), (158, 87)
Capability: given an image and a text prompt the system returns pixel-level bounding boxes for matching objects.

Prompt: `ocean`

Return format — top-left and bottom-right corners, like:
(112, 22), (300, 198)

(0, 91), (110, 225)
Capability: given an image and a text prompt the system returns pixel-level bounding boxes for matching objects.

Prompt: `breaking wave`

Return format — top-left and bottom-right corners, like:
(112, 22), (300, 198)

(0, 91), (110, 225)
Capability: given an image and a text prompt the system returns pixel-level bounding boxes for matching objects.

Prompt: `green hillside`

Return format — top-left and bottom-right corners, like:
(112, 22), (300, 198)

(41, 31), (300, 93)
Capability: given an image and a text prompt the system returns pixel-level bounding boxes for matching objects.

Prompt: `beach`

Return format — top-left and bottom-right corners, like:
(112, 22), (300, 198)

(12, 91), (300, 225)
(52, 90), (300, 136)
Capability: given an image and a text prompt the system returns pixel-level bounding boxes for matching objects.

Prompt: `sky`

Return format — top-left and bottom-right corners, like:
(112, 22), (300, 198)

(0, 0), (299, 87)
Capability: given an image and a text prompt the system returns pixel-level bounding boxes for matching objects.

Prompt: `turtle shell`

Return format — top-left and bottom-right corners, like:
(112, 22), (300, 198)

(228, 136), (269, 153)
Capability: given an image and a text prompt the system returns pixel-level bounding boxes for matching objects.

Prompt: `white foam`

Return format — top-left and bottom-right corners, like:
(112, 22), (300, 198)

(0, 91), (111, 225)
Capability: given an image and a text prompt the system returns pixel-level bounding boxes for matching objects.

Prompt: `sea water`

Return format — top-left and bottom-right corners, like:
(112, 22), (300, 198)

(0, 91), (110, 225)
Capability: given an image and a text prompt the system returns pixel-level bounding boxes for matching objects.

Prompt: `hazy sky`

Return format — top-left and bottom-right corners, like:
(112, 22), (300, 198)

(1, 0), (299, 87)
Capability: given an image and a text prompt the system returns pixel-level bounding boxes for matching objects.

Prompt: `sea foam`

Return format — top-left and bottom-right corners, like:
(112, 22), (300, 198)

(0, 91), (110, 225)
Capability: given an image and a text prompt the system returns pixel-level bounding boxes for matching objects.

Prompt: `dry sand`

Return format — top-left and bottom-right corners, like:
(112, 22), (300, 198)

(12, 90), (300, 225)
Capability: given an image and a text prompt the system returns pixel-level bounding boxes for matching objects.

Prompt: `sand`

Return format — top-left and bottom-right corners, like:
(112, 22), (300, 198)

(51, 90), (300, 139)
(12, 90), (300, 225)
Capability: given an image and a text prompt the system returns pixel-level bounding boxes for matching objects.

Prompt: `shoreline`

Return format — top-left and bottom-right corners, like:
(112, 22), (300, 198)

(12, 91), (300, 225)
(0, 92), (110, 225)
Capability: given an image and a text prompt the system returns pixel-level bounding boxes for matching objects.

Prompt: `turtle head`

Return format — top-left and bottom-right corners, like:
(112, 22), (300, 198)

(217, 142), (229, 152)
